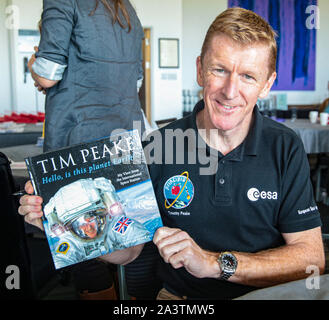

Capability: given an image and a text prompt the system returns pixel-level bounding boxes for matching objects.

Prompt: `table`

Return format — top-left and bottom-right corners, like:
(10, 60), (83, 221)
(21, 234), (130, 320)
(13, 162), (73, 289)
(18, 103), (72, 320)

(0, 123), (43, 148)
(281, 119), (329, 154)
(280, 119), (329, 202)
(0, 144), (43, 178)
(235, 274), (329, 300)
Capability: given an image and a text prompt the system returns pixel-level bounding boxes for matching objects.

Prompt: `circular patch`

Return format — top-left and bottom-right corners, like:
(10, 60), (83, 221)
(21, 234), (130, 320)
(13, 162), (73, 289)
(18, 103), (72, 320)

(56, 242), (70, 255)
(163, 171), (194, 209)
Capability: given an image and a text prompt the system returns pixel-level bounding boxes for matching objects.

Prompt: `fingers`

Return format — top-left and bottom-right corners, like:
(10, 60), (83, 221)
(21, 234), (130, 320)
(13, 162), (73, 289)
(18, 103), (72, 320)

(153, 227), (194, 264)
(18, 184), (44, 230)
(34, 82), (46, 94)
(160, 237), (193, 264)
(18, 201), (44, 231)
(28, 55), (36, 72)
(19, 194), (42, 209)
(154, 227), (190, 250)
(153, 226), (181, 245)
(23, 209), (43, 225)
(167, 247), (190, 269)
(24, 180), (34, 194)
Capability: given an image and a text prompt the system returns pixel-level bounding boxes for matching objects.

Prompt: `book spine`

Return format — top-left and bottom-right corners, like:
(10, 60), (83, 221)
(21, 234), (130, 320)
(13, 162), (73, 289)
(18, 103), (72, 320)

(24, 157), (47, 224)
(24, 158), (39, 196)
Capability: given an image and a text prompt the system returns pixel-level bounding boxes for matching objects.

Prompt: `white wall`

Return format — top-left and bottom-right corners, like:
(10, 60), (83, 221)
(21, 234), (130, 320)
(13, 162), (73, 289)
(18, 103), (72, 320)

(11, 0), (42, 29)
(132, 0), (183, 122)
(0, 0), (42, 114)
(182, 0), (329, 106)
(0, 0), (14, 113)
(182, 0), (227, 95)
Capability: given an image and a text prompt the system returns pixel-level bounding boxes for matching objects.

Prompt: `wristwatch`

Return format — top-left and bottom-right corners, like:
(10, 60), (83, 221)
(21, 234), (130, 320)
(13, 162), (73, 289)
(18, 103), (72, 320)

(217, 251), (238, 280)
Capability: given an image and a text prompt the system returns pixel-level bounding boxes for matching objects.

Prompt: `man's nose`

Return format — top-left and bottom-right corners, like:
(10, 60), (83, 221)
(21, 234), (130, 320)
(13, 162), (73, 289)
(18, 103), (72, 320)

(222, 74), (239, 100)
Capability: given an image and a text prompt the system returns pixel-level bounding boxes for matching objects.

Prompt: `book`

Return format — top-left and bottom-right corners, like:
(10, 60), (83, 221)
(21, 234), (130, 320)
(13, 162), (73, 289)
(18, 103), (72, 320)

(25, 130), (163, 269)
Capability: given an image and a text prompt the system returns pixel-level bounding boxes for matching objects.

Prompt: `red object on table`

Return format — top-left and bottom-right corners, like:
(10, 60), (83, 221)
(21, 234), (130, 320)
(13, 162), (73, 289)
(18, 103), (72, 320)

(0, 112), (45, 123)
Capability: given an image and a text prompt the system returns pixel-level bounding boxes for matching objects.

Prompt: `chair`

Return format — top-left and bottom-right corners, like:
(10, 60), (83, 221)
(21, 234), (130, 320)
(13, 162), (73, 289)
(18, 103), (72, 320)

(273, 109), (317, 119)
(296, 108), (317, 119)
(319, 98), (329, 113)
(155, 118), (177, 129)
(314, 153), (329, 202)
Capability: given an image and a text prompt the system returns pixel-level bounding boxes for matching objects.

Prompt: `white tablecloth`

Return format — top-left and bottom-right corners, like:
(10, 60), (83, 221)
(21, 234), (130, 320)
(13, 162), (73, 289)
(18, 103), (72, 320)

(235, 274), (329, 300)
(281, 119), (329, 154)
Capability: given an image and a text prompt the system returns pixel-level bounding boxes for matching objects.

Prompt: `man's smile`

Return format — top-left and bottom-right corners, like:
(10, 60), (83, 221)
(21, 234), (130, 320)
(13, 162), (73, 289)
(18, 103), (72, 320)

(215, 99), (239, 112)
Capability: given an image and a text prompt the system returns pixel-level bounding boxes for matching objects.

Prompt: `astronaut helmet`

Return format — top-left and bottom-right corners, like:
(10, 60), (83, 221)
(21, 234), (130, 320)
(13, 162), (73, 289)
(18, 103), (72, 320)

(69, 211), (107, 240)
(47, 178), (112, 241)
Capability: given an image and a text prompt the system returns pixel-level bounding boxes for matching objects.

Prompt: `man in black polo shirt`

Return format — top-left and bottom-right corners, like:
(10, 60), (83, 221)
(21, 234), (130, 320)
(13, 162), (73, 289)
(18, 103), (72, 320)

(147, 99), (323, 299)
(146, 6), (324, 299)
(19, 7), (325, 300)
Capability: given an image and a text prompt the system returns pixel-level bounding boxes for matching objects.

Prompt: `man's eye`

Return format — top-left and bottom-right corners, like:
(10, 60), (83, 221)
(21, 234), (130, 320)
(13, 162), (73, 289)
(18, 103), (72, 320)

(244, 74), (254, 80)
(211, 68), (225, 76)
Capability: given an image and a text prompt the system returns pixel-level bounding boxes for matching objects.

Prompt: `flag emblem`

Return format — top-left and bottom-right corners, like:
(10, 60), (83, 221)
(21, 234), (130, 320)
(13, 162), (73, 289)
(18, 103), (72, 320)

(112, 216), (133, 235)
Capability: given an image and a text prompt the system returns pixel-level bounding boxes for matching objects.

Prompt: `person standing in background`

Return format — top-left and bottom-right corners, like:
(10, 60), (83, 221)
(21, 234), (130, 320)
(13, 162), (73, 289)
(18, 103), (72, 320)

(28, 0), (146, 152)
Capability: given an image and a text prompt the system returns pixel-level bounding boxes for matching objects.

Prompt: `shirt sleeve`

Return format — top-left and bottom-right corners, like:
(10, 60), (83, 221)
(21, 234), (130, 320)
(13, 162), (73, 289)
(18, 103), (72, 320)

(35, 0), (74, 69)
(278, 136), (322, 233)
(32, 57), (67, 81)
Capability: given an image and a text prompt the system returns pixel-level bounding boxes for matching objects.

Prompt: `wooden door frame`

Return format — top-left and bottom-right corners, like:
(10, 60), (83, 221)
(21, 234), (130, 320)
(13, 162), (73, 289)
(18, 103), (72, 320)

(141, 28), (152, 123)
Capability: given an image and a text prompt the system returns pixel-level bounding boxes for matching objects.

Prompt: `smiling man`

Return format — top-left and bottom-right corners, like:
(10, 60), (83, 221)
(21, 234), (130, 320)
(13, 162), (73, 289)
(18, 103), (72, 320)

(195, 9), (277, 154)
(196, 37), (275, 151)
(149, 7), (325, 299)
(19, 7), (325, 300)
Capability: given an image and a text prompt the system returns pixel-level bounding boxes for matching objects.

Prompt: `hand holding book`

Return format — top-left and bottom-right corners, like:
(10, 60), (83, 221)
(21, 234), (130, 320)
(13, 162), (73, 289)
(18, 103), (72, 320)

(18, 180), (44, 231)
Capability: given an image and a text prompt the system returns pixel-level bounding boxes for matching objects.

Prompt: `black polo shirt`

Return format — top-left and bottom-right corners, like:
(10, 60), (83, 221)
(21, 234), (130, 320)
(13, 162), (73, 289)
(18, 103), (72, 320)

(144, 100), (322, 299)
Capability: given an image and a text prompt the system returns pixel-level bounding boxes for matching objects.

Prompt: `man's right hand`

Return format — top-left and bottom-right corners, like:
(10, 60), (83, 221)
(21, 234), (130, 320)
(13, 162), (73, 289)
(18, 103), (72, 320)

(18, 180), (44, 231)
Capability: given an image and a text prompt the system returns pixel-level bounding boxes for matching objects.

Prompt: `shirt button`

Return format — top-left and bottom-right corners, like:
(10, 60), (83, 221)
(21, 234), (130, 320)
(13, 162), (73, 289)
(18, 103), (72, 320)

(219, 178), (225, 184)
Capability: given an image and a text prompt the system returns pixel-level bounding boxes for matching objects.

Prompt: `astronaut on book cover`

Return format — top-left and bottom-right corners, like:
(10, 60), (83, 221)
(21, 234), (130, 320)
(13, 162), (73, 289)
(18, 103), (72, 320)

(43, 177), (151, 269)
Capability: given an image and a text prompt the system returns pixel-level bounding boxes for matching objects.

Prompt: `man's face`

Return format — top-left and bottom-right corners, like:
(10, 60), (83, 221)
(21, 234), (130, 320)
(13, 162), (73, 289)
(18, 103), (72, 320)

(197, 34), (276, 133)
(80, 217), (98, 239)
(72, 215), (99, 239)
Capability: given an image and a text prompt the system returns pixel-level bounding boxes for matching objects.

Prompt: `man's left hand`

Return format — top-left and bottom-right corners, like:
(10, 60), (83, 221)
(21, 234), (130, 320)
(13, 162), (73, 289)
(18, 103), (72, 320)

(153, 227), (220, 279)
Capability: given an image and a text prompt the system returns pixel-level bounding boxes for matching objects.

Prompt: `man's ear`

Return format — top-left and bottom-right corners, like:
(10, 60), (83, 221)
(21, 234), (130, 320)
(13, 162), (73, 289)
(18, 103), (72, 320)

(258, 71), (277, 99)
(196, 56), (204, 87)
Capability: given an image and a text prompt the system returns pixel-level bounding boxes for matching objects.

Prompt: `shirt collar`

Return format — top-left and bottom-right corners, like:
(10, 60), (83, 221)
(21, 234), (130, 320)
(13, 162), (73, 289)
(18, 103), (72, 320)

(243, 105), (263, 156)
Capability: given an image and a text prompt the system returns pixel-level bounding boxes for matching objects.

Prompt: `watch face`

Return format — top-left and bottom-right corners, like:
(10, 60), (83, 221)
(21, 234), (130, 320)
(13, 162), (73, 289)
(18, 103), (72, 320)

(222, 253), (237, 270)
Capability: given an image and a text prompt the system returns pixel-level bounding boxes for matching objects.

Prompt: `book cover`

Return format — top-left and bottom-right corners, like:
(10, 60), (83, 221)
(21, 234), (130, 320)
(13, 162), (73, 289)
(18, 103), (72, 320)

(25, 130), (162, 269)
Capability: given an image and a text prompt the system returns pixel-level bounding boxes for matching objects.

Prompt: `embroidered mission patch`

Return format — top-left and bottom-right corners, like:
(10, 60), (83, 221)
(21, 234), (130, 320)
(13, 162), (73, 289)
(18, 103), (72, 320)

(163, 171), (194, 210)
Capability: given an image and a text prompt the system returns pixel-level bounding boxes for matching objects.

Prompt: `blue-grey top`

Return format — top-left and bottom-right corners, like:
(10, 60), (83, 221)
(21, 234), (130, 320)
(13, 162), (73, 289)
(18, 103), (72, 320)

(34, 0), (145, 151)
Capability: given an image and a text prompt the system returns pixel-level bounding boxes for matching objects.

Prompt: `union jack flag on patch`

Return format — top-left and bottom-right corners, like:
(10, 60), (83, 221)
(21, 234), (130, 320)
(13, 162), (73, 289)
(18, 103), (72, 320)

(112, 216), (133, 235)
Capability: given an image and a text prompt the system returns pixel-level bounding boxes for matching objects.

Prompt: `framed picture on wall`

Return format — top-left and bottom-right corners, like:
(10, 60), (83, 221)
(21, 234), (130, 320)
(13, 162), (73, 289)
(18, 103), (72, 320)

(159, 38), (179, 68)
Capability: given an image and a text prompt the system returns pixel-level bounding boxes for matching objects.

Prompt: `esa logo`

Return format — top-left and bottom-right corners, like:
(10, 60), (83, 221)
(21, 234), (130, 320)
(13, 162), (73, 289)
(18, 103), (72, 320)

(247, 188), (278, 202)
